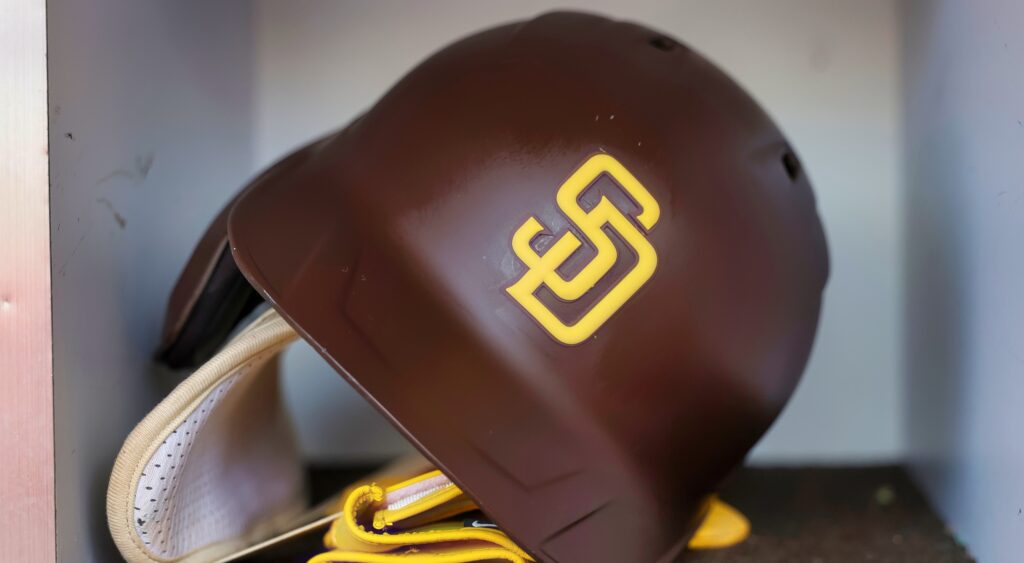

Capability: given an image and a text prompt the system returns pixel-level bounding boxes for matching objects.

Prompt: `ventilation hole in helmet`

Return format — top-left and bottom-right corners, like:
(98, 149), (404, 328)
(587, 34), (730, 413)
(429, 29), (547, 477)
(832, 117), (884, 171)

(650, 36), (677, 52)
(782, 151), (801, 181)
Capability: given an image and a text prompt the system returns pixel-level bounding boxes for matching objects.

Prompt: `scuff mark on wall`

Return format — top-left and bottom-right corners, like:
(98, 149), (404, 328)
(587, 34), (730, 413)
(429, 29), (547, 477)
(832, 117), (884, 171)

(58, 232), (87, 278)
(96, 197), (127, 230)
(94, 152), (156, 188)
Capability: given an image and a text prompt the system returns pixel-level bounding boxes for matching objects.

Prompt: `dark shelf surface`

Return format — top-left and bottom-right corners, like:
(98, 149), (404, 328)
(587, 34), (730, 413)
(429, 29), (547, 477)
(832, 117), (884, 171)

(297, 465), (974, 563)
(691, 466), (973, 563)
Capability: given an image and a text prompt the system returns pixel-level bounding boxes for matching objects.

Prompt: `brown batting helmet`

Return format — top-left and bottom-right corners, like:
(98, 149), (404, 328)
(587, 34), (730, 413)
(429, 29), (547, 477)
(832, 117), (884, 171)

(159, 11), (828, 562)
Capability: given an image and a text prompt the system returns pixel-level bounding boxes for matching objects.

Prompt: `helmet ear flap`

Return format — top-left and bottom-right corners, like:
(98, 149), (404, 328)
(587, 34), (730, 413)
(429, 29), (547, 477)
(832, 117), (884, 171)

(157, 196), (263, 369)
(158, 132), (326, 369)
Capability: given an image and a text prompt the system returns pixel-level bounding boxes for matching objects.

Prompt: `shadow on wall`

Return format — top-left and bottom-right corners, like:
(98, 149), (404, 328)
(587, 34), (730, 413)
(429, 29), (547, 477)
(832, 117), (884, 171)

(902, 0), (970, 513)
(902, 103), (971, 502)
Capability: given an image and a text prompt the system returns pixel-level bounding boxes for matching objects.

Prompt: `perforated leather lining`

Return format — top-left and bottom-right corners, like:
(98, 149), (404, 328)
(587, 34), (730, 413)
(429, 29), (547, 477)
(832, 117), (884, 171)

(134, 351), (304, 559)
(133, 373), (239, 556)
(108, 310), (307, 563)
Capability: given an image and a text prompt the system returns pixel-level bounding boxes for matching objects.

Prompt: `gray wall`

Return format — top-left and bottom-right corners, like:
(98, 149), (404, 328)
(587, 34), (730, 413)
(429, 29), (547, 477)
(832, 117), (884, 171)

(255, 0), (906, 464)
(904, 1), (1024, 561)
(48, 2), (255, 559)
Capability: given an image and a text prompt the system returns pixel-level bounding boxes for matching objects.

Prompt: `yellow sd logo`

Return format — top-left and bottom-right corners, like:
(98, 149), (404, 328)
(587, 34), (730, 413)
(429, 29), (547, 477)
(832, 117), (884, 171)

(506, 153), (660, 344)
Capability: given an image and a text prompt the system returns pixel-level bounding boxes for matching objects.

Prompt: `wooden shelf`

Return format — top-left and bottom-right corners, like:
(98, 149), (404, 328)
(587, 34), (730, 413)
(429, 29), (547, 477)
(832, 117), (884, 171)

(692, 466), (973, 563)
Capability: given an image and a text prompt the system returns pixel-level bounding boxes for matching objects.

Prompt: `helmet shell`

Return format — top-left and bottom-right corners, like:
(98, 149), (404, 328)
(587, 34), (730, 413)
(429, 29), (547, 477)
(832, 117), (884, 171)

(229, 11), (828, 562)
